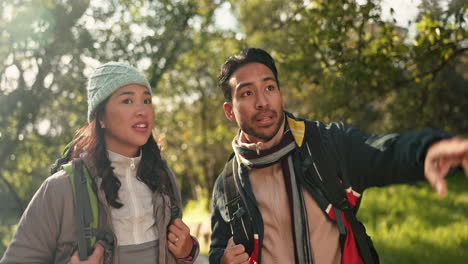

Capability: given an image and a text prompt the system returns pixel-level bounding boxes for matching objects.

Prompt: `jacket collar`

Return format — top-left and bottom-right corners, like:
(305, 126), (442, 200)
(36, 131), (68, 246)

(285, 111), (306, 147)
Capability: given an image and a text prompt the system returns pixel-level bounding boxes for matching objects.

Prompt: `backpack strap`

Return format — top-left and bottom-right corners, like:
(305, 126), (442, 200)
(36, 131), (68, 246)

(301, 121), (349, 209)
(63, 159), (108, 261)
(299, 121), (378, 264)
(222, 156), (255, 255)
(160, 160), (183, 222)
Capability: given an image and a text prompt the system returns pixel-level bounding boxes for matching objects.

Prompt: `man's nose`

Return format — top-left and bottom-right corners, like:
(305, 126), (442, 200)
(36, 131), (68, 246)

(255, 92), (269, 109)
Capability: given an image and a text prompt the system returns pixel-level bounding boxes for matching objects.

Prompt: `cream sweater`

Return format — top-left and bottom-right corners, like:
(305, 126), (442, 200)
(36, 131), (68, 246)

(107, 150), (158, 246)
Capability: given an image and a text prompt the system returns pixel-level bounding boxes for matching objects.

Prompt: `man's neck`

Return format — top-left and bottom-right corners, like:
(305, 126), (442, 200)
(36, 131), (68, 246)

(238, 117), (286, 152)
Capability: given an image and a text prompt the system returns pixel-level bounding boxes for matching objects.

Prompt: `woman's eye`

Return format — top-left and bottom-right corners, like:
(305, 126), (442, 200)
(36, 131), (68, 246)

(123, 98), (133, 104)
(144, 98), (152, 104)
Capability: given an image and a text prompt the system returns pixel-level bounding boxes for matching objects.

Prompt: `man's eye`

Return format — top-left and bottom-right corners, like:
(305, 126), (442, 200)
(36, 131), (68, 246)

(144, 99), (152, 104)
(266, 85), (275, 91)
(123, 99), (133, 104)
(242, 91), (252, 97)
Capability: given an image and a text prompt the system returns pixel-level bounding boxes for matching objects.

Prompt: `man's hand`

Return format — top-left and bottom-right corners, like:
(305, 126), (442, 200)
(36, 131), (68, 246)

(425, 137), (468, 196)
(167, 218), (193, 259)
(220, 237), (249, 264)
(70, 243), (104, 264)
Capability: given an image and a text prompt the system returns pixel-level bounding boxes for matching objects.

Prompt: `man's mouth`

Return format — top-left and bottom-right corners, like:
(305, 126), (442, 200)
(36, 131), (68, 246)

(254, 111), (276, 126)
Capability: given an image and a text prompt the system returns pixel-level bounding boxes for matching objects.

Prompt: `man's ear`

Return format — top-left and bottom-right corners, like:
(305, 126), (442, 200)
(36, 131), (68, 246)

(223, 102), (236, 121)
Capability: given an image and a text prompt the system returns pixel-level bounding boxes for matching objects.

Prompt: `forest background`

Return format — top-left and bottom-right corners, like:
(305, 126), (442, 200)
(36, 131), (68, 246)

(1, 0), (467, 262)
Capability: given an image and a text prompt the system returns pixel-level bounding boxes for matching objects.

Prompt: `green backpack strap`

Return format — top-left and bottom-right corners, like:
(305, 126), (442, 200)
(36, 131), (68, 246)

(62, 158), (99, 261)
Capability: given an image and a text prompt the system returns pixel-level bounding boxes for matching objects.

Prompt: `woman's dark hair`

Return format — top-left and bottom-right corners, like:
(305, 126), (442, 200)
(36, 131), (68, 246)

(51, 98), (169, 208)
(218, 48), (280, 102)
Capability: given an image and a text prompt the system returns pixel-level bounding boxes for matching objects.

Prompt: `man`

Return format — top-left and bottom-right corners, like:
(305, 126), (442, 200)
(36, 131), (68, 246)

(209, 48), (468, 264)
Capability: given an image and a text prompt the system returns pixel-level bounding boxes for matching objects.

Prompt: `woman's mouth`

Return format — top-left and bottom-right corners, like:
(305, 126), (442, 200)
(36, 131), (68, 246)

(132, 122), (149, 132)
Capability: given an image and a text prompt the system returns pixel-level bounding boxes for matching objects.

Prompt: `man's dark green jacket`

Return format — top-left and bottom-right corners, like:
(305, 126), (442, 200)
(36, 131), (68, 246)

(209, 111), (451, 264)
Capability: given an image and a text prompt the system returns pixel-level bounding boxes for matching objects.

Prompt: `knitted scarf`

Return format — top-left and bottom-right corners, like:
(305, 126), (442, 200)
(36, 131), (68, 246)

(233, 127), (314, 263)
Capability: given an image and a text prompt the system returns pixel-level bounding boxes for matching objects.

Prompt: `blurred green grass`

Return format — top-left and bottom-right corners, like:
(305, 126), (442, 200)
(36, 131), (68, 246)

(358, 172), (468, 263)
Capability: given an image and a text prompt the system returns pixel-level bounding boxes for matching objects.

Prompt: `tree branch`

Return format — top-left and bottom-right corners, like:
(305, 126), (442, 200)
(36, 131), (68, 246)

(396, 47), (467, 86)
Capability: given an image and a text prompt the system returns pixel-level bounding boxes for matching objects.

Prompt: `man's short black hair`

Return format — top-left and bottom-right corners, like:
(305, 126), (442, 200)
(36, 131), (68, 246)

(218, 48), (279, 102)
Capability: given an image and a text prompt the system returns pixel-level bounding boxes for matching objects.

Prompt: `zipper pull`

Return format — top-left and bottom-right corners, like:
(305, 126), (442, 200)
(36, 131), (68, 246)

(130, 159), (135, 170)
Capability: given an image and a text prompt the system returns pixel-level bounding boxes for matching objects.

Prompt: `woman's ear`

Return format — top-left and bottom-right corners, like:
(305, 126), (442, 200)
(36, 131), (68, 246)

(223, 102), (236, 122)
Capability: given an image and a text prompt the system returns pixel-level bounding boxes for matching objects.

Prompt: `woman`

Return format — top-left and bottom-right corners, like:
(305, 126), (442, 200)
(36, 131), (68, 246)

(0, 62), (198, 264)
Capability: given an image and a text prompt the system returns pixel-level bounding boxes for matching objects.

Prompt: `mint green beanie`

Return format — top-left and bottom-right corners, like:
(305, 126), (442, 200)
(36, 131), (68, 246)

(87, 61), (152, 122)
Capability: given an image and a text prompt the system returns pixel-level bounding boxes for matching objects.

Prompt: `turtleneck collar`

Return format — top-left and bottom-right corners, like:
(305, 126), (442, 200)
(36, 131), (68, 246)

(107, 149), (142, 171)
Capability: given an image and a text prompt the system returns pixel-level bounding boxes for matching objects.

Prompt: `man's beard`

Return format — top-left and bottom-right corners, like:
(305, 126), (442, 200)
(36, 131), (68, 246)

(240, 110), (284, 141)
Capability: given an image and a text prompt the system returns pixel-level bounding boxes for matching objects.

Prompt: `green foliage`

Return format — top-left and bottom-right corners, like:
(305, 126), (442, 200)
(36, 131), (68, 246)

(183, 195), (212, 255)
(232, 0), (467, 134)
(155, 28), (241, 201)
(359, 173), (468, 263)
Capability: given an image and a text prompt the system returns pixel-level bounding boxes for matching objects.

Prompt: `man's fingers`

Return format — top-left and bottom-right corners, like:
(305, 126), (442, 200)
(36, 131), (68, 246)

(425, 158), (445, 196)
(227, 236), (235, 248)
(430, 138), (468, 158)
(232, 252), (249, 263)
(425, 162), (448, 196)
(425, 138), (468, 196)
(435, 179), (447, 196)
(229, 244), (246, 255)
(223, 249), (248, 264)
(462, 156), (468, 178)
(221, 237), (248, 264)
(226, 237), (246, 257)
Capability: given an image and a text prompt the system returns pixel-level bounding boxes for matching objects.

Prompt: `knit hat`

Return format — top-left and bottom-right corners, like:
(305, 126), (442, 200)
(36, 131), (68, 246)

(87, 61), (152, 122)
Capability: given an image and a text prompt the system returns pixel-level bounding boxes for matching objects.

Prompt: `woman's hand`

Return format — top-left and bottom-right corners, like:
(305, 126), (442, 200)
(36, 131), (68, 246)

(167, 218), (193, 259)
(70, 243), (104, 264)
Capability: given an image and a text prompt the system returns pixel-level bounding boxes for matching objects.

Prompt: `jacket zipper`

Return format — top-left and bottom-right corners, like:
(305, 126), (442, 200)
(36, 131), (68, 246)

(127, 158), (140, 244)
(307, 142), (323, 182)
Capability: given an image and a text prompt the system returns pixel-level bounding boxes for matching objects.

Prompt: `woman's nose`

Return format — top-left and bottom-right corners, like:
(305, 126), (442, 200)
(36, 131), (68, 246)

(135, 103), (149, 116)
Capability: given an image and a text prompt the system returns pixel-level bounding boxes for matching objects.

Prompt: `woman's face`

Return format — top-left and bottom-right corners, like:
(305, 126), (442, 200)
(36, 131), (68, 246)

(100, 84), (154, 157)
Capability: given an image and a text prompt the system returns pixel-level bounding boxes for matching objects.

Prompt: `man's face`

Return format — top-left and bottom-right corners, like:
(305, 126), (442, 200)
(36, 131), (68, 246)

(223, 62), (284, 143)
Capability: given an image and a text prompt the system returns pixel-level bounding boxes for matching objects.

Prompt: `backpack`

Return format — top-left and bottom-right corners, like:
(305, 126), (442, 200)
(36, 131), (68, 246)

(221, 120), (379, 263)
